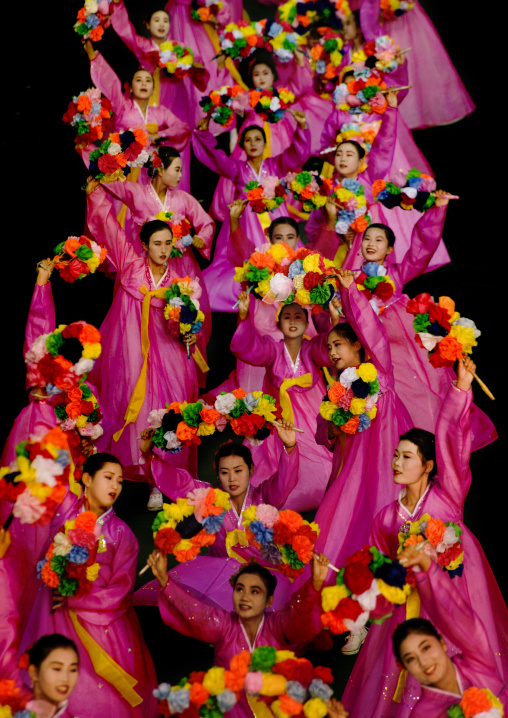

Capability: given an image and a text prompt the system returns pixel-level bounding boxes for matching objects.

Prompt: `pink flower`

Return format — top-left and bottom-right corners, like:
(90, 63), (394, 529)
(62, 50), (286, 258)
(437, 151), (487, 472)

(26, 335), (50, 364)
(215, 415), (228, 432)
(78, 423), (96, 436)
(255, 504), (280, 528)
(244, 672), (263, 694)
(147, 408), (167, 429)
(338, 388), (354, 409)
(59, 418), (77, 431)
(187, 487), (212, 523)
(188, 279), (202, 300)
(13, 489), (46, 524)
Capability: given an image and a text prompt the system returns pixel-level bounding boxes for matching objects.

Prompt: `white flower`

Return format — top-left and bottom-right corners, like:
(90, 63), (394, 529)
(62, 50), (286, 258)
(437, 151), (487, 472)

(32, 455), (64, 487)
(417, 332), (442, 351)
(71, 358), (95, 376)
(340, 366), (359, 388)
(169, 297), (185, 308)
(53, 532), (73, 556)
(130, 149), (150, 168)
(353, 578), (380, 611)
(147, 409), (167, 429)
(107, 142), (122, 156)
(91, 424), (104, 441)
(26, 335), (50, 364)
(343, 611), (369, 633)
(452, 316), (481, 338)
(274, 49), (293, 63)
(401, 186), (417, 199)
(164, 431), (181, 450)
(437, 526), (459, 552)
(85, 0), (99, 13)
(215, 393), (237, 415)
(269, 97), (281, 112)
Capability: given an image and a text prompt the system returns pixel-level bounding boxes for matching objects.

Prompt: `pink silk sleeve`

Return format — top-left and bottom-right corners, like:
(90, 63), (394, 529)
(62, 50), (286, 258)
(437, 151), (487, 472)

(364, 106), (397, 186)
(192, 130), (242, 182)
(269, 580), (324, 646)
(252, 446), (300, 508)
(286, 59), (313, 99)
(110, 1), (151, 59)
(315, 412), (336, 453)
(308, 332), (334, 367)
(156, 108), (191, 151)
(24, 284), (55, 359)
(320, 108), (343, 153)
(369, 510), (393, 556)
(151, 453), (208, 499)
(340, 282), (392, 377)
(359, 0), (382, 40)
(392, 205), (447, 287)
(274, 123), (311, 176)
(86, 187), (140, 271)
(230, 312), (278, 368)
(305, 222), (342, 260)
(435, 383), (472, 511)
(227, 225), (255, 268)
(180, 192), (215, 259)
(159, 579), (229, 642)
(90, 53), (125, 111)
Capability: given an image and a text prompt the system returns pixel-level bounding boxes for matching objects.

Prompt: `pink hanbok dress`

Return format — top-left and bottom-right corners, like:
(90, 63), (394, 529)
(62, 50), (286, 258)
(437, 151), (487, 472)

(26, 698), (73, 718)
(230, 315), (333, 512)
(158, 576), (324, 718)
(86, 187), (200, 478)
(342, 384), (508, 717)
(135, 445), (299, 610)
(312, 282), (412, 567)
(193, 123), (311, 311)
(20, 499), (158, 718)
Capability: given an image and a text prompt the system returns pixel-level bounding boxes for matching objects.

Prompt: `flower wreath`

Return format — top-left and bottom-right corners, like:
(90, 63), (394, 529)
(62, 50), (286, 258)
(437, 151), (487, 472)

(248, 87), (295, 123)
(151, 488), (231, 562)
(53, 380), (103, 441)
(219, 20), (301, 63)
(397, 513), (464, 580)
(333, 120), (381, 155)
(200, 85), (246, 128)
(279, 0), (351, 35)
(373, 168), (437, 212)
(320, 545), (411, 634)
(356, 261), (395, 315)
(319, 363), (381, 435)
(361, 35), (401, 73)
(88, 128), (150, 183)
(332, 67), (387, 115)
(191, 0), (223, 24)
(62, 88), (113, 147)
(74, 0), (112, 42)
(406, 293), (480, 370)
(446, 687), (504, 718)
(38, 510), (102, 597)
(53, 235), (107, 283)
(282, 171), (333, 213)
(309, 30), (344, 94)
(158, 41), (195, 78)
(331, 178), (371, 234)
(0, 680), (35, 718)
(380, 0), (415, 24)
(164, 277), (205, 348)
(244, 176), (288, 213)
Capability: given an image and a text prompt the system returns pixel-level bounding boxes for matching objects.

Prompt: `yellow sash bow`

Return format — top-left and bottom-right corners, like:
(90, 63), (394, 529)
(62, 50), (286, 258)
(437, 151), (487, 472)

(247, 696), (275, 718)
(149, 67), (161, 106)
(279, 373), (313, 424)
(225, 528), (249, 562)
(69, 610), (142, 707)
(393, 587), (421, 702)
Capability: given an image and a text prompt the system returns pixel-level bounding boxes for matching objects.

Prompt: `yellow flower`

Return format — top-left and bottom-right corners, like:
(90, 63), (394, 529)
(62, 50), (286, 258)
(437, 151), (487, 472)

(252, 397), (276, 421)
(308, 521), (320, 535)
(366, 405), (377, 420)
(164, 497), (194, 522)
(356, 195), (367, 208)
(87, 255), (100, 273)
(270, 34), (285, 49)
(251, 390), (263, 399)
(265, 199), (277, 211)
(278, 89), (295, 104)
(295, 289), (311, 305)
(446, 551), (464, 571)
(164, 305), (171, 320)
(213, 489), (232, 511)
(323, 258), (336, 269)
(321, 583), (349, 611)
(350, 398), (366, 415)
(0, 706), (14, 718)
(197, 421), (215, 436)
(181, 54), (193, 65)
(179, 323), (191, 334)
(65, 519), (76, 532)
(275, 650), (296, 663)
(450, 325), (477, 354)
(197, 310), (205, 322)
(86, 563), (100, 581)
(339, 103), (350, 112)
(303, 697), (328, 718)
(302, 254), (322, 273)
(82, 342), (101, 359)
(271, 700), (291, 718)
(203, 666), (226, 695)
(261, 673), (287, 696)
(255, 279), (271, 297)
(484, 689), (504, 712)
(234, 265), (248, 283)
(27, 483), (52, 501)
(319, 401), (338, 420)
(334, 188), (353, 203)
(449, 311), (460, 323)
(376, 578), (411, 604)
(313, 195), (328, 208)
(76, 415), (88, 428)
(357, 362), (377, 383)
(269, 243), (290, 263)
(351, 49), (367, 63)
(177, 279), (193, 295)
(292, 274), (305, 291)
(15, 455), (36, 483)
(329, 49), (342, 66)
(242, 505), (258, 526)
(174, 537), (193, 553)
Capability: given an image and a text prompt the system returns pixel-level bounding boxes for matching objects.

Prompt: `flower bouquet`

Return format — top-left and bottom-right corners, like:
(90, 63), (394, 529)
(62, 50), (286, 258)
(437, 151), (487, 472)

(191, 0), (223, 23)
(157, 41), (195, 78)
(363, 35), (401, 73)
(0, 428), (75, 530)
(259, 19), (301, 62)
(25, 322), (101, 394)
(53, 235), (107, 283)
(242, 505), (320, 580)
(74, 0), (112, 41)
(148, 388), (280, 453)
(38, 510), (102, 597)
(356, 262), (395, 315)
(164, 277), (205, 358)
(219, 19), (301, 63)
(331, 178), (370, 234)
(282, 171), (333, 212)
(446, 687), (504, 718)
(380, 0), (415, 23)
(309, 30), (344, 94)
(320, 545), (411, 634)
(398, 513), (464, 579)
(150, 488), (231, 563)
(153, 211), (195, 258)
(373, 169), (437, 212)
(244, 177), (288, 213)
(88, 128), (150, 183)
(333, 120), (381, 154)
(62, 88), (113, 147)
(248, 87), (295, 123)
(200, 85), (246, 128)
(0, 681), (35, 718)
(279, 0), (351, 34)
(333, 68), (387, 115)
(319, 363), (381, 435)
(53, 380), (103, 442)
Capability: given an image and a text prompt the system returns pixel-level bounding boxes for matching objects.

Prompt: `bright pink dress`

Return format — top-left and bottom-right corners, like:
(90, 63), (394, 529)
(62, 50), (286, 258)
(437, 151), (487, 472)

(86, 187), (200, 478)
(20, 499), (158, 718)
(193, 123), (311, 311)
(342, 384), (508, 717)
(230, 314), (333, 512)
(135, 445), (299, 610)
(311, 282), (412, 568)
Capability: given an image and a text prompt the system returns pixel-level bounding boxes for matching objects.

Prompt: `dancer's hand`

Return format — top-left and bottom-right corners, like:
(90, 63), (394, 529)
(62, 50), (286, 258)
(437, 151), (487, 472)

(398, 545), (431, 573)
(139, 428), (154, 455)
(148, 549), (169, 588)
(82, 39), (97, 61)
(291, 110), (307, 129)
(183, 333), (197, 348)
(311, 552), (330, 591)
(456, 354), (475, 392)
(328, 296), (342, 326)
(36, 257), (56, 286)
(327, 698), (349, 718)
(85, 177), (100, 195)
(197, 116), (210, 132)
(386, 90), (398, 108)
(238, 291), (250, 320)
(325, 199), (337, 228)
(434, 189), (450, 208)
(274, 419), (296, 453)
(336, 269), (355, 289)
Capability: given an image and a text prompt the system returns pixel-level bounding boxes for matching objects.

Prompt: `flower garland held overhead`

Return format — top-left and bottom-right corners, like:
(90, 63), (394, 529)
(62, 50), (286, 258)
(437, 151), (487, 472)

(279, 0), (351, 35)
(150, 488), (231, 563)
(398, 513), (464, 579)
(0, 428), (75, 528)
(373, 169), (438, 212)
(191, 0), (223, 24)
(88, 128), (149, 183)
(362, 35), (401, 73)
(334, 120), (381, 155)
(153, 211), (195, 258)
(355, 262), (395, 315)
(200, 85), (247, 128)
(157, 41), (195, 78)
(53, 235), (108, 283)
(309, 30), (344, 94)
(219, 19), (301, 63)
(331, 178), (371, 234)
(147, 387), (280, 454)
(164, 277), (205, 357)
(0, 680), (35, 718)
(74, 0), (112, 41)
(333, 68), (388, 115)
(244, 177), (288, 213)
(242, 504), (320, 580)
(320, 545), (411, 634)
(446, 687), (505, 718)
(380, 0), (415, 23)
(319, 363), (381, 435)
(62, 88), (113, 148)
(38, 510), (102, 597)
(248, 87), (295, 123)
(282, 171), (333, 212)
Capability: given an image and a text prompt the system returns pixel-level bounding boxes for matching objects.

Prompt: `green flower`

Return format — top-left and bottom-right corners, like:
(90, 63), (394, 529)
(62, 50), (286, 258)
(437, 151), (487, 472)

(413, 313), (431, 333)
(250, 646), (277, 671)
(59, 576), (79, 596)
(331, 408), (352, 426)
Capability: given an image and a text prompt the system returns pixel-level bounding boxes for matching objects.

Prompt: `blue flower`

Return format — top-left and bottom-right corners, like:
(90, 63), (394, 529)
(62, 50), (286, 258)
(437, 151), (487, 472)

(153, 683), (172, 700)
(182, 234), (194, 246)
(191, 321), (202, 333)
(90, 101), (102, 116)
(67, 545), (89, 564)
(356, 90), (366, 104)
(288, 260), (304, 278)
(316, 60), (326, 75)
(309, 679), (333, 701)
(37, 560), (45, 579)
(342, 178), (361, 193)
(268, 22), (283, 38)
(85, 13), (100, 28)
(407, 177), (423, 189)
(286, 681), (307, 702)
(362, 261), (383, 277)
(46, 384), (63, 395)
(357, 414), (371, 432)
(376, 188), (390, 201)
(250, 520), (274, 546)
(55, 449), (71, 468)
(202, 513), (225, 534)
(168, 688), (190, 713)
(260, 543), (283, 565)
(351, 378), (370, 399)
(217, 690), (238, 712)
(244, 393), (259, 412)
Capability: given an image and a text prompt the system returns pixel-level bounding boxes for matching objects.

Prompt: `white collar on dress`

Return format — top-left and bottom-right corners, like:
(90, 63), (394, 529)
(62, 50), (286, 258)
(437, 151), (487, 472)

(397, 484), (432, 519)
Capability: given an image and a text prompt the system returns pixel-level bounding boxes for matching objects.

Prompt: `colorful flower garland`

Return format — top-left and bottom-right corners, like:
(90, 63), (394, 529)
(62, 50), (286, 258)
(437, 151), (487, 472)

(398, 513), (464, 579)
(333, 68), (387, 115)
(321, 545), (411, 634)
(25, 322), (101, 394)
(200, 85), (246, 128)
(380, 0), (415, 23)
(242, 505), (320, 580)
(334, 120), (381, 154)
(234, 243), (339, 312)
(62, 88), (113, 147)
(319, 363), (381, 435)
(356, 262), (395, 315)
(248, 87), (295, 123)
(279, 0), (351, 35)
(373, 168), (437, 212)
(0, 681), (35, 718)
(191, 0), (223, 24)
(244, 177), (288, 213)
(447, 687), (505, 718)
(88, 128), (150, 182)
(282, 171), (333, 212)
(151, 488), (231, 563)
(157, 41), (195, 78)
(148, 388), (279, 453)
(164, 277), (205, 349)
(0, 428), (75, 526)
(331, 178), (370, 234)
(219, 20), (301, 63)
(74, 0), (112, 41)
(363, 35), (401, 73)
(53, 235), (107, 283)
(38, 510), (102, 597)
(406, 293), (480, 370)
(309, 30), (344, 93)
(153, 211), (195, 258)
(53, 380), (103, 441)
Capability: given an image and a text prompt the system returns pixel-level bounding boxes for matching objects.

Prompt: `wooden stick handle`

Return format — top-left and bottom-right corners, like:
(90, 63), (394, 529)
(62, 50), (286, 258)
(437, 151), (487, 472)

(313, 552), (339, 572)
(398, 46), (412, 54)
(271, 420), (305, 434)
(380, 85), (412, 94)
(138, 563), (150, 576)
(472, 370), (495, 400)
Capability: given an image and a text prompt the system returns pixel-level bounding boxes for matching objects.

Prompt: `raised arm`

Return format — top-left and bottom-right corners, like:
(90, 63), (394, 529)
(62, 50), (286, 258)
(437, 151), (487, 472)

(86, 184), (139, 271)
(270, 576), (324, 646)
(192, 127), (242, 183)
(363, 105), (397, 186)
(150, 452), (208, 499)
(230, 304), (278, 368)
(253, 443), (300, 508)
(392, 203), (448, 286)
(89, 51), (126, 112)
(274, 120), (311, 176)
(110, 0), (153, 61)
(24, 282), (55, 359)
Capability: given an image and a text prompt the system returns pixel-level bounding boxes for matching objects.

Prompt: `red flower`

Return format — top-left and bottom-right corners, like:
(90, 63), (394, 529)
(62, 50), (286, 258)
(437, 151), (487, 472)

(66, 563), (87, 580)
(406, 293), (434, 316)
(436, 542), (462, 568)
(345, 546), (372, 567)
(275, 183), (287, 198)
(98, 153), (120, 174)
(303, 271), (323, 290)
(81, 400), (95, 415)
(374, 281), (394, 301)
(155, 527), (182, 554)
(428, 304), (451, 331)
(60, 258), (86, 283)
(122, 141), (143, 161)
(63, 102), (78, 124)
(312, 665), (333, 684)
(429, 349), (451, 369)
(273, 658), (314, 687)
(272, 521), (293, 545)
(343, 563), (374, 595)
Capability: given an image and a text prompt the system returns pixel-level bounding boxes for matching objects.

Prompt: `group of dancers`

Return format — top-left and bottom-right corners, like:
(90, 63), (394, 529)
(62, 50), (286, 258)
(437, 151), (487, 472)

(0, 0), (505, 716)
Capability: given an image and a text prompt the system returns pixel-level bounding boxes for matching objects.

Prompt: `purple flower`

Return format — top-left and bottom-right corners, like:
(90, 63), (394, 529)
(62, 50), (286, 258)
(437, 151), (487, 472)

(201, 513), (225, 534)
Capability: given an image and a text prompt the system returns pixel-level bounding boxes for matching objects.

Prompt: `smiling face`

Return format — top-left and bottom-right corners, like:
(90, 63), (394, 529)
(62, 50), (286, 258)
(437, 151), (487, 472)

(270, 222), (299, 249)
(160, 157), (183, 188)
(141, 228), (173, 266)
(399, 633), (453, 689)
(392, 440), (433, 486)
(334, 142), (361, 178)
(232, 572), (273, 620)
(82, 462), (123, 514)
(217, 455), (252, 503)
(242, 129), (266, 159)
(251, 62), (275, 89)
(327, 329), (361, 371)
(130, 70), (154, 101)
(278, 304), (308, 340)
(147, 10), (170, 40)
(361, 226), (393, 263)
(30, 648), (79, 705)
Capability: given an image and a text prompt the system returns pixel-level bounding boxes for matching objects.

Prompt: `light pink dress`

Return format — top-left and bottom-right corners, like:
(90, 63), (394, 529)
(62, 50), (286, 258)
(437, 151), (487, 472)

(342, 384), (508, 717)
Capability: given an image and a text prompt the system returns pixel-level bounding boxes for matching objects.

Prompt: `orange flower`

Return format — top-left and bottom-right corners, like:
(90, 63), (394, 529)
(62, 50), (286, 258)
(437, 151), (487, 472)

(80, 324), (101, 343)
(190, 682), (210, 707)
(197, 6), (211, 21)
(176, 422), (200, 445)
(424, 517), (446, 547)
(77, 7), (87, 21)
(41, 562), (60, 588)
(67, 387), (83, 403)
(460, 687), (493, 717)
(191, 530), (216, 548)
(328, 383), (345, 404)
(341, 416), (360, 434)
(372, 179), (386, 196)
(200, 406), (222, 424)
(53, 354), (73, 371)
(66, 402), (83, 419)
(174, 544), (200, 562)
(109, 133), (120, 144)
(169, 306), (181, 322)
(278, 510), (303, 532)
(231, 85), (244, 97)
(133, 128), (148, 146)
(247, 188), (264, 201)
(232, 388), (248, 399)
(296, 13), (311, 26)
(438, 296), (455, 319)
(113, 152), (127, 168)
(249, 90), (261, 107)
(247, 34), (259, 47)
(437, 335), (463, 362)
(249, 252), (276, 270)
(351, 214), (370, 233)
(90, 25), (104, 42)
(77, 95), (92, 114)
(292, 534), (313, 564)
(225, 669), (246, 692)
(310, 45), (324, 60)
(403, 534), (424, 548)
(279, 694), (304, 715)
(43, 427), (70, 449)
(168, 401), (182, 413)
(49, 484), (67, 504)
(75, 511), (97, 532)
(64, 237), (81, 257)
(230, 650), (250, 676)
